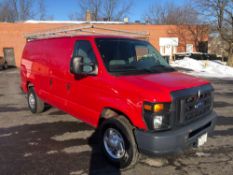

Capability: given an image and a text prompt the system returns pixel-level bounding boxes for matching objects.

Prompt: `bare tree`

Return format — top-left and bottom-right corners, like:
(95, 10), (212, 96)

(38, 0), (46, 20)
(0, 0), (53, 22)
(36, 0), (53, 20)
(193, 0), (233, 66)
(143, 1), (199, 24)
(0, 0), (34, 22)
(101, 0), (132, 21)
(76, 0), (102, 20)
(69, 12), (85, 20)
(0, 1), (14, 22)
(0, 0), (20, 22)
(70, 0), (132, 21)
(167, 25), (209, 53)
(19, 0), (35, 20)
(8, 0), (19, 21)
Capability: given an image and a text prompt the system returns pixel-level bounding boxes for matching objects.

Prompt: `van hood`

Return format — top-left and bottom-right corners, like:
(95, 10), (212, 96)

(116, 71), (210, 102)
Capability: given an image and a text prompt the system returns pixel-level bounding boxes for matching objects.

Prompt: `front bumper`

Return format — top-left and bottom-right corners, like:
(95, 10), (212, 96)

(134, 111), (217, 156)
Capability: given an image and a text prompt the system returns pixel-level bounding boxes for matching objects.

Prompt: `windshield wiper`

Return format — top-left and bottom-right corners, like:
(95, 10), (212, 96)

(137, 68), (157, 73)
(150, 65), (175, 71)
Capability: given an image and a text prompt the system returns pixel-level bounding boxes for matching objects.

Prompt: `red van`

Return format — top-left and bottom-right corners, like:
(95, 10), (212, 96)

(20, 35), (217, 168)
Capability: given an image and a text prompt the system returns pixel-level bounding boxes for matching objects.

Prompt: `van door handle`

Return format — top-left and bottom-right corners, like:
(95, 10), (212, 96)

(66, 83), (71, 91)
(49, 79), (53, 86)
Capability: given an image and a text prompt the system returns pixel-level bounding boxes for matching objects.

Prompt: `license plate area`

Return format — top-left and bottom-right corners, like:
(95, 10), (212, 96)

(197, 133), (208, 147)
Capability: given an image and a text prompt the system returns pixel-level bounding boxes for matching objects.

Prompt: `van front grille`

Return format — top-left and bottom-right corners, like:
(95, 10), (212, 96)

(171, 84), (214, 126)
(180, 91), (212, 122)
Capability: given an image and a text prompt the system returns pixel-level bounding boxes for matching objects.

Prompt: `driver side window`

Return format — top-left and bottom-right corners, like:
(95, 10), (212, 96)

(73, 40), (97, 72)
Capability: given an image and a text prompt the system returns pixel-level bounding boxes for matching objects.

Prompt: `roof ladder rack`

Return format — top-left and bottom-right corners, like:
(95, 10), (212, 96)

(25, 24), (149, 41)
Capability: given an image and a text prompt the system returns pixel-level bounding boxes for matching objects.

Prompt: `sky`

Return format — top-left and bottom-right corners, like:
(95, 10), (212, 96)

(43, 0), (187, 22)
(0, 0), (187, 21)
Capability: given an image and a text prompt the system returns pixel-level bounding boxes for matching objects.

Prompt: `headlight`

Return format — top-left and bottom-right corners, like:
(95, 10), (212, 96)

(153, 115), (163, 129)
(152, 114), (170, 130)
(143, 102), (171, 131)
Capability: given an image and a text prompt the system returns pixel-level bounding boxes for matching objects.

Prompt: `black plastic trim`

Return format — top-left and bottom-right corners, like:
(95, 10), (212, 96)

(134, 111), (217, 156)
(189, 122), (211, 138)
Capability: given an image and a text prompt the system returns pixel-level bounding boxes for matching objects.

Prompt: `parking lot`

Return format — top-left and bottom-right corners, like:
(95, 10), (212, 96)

(0, 68), (233, 175)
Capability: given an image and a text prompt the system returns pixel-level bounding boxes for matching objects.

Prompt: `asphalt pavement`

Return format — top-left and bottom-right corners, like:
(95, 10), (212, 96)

(0, 68), (233, 175)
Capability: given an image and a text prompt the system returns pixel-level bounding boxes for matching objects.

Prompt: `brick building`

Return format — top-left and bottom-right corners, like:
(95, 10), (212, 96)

(0, 21), (208, 67)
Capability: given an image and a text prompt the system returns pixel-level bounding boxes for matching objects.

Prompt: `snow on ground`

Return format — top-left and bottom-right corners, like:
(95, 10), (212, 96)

(171, 57), (233, 78)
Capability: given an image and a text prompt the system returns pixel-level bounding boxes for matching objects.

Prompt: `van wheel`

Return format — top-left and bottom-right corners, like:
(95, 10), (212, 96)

(100, 116), (139, 169)
(27, 87), (45, 113)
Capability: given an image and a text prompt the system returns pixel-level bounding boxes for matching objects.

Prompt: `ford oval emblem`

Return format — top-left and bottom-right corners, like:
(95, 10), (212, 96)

(195, 101), (204, 109)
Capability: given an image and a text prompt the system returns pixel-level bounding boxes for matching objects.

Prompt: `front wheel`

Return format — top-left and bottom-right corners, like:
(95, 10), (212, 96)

(100, 116), (139, 169)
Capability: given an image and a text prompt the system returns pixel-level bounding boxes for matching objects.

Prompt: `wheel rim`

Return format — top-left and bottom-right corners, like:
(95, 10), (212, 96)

(103, 128), (126, 159)
(29, 93), (36, 109)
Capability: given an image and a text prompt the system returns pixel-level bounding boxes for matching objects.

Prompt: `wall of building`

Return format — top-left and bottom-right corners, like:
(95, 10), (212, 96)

(0, 22), (208, 67)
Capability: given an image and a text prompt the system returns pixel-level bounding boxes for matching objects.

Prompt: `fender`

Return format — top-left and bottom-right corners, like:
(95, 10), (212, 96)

(99, 96), (147, 130)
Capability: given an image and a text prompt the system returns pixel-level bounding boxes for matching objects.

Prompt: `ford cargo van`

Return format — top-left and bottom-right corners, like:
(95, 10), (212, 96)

(20, 35), (217, 168)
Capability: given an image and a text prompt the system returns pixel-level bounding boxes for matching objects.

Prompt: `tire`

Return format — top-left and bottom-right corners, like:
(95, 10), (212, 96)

(27, 87), (45, 113)
(100, 115), (139, 169)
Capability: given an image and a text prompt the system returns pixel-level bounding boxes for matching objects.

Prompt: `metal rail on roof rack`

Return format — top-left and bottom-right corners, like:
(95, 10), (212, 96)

(25, 25), (149, 41)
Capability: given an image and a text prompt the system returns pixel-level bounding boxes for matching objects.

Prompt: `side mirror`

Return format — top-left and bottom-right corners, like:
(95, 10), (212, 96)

(70, 56), (84, 74)
(70, 56), (97, 75)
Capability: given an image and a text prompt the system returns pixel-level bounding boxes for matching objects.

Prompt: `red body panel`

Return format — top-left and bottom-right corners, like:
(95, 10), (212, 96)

(20, 35), (210, 130)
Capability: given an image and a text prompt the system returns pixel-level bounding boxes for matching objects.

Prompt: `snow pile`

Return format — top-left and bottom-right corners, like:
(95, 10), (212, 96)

(171, 57), (233, 78)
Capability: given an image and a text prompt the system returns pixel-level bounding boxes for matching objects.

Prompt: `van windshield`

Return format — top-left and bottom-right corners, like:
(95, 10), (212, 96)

(95, 38), (175, 75)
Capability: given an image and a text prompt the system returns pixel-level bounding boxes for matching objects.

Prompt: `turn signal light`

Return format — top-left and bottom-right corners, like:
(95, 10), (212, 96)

(143, 104), (152, 111)
(143, 103), (164, 112)
(153, 104), (164, 112)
